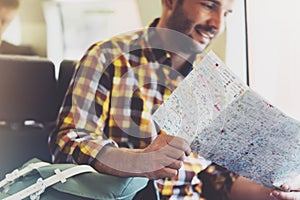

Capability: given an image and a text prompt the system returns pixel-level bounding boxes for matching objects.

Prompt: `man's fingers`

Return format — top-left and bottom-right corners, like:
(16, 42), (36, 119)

(156, 168), (179, 179)
(167, 159), (183, 170)
(163, 135), (191, 156)
(163, 145), (186, 160)
(279, 191), (300, 200)
(271, 190), (300, 200)
(281, 184), (291, 192)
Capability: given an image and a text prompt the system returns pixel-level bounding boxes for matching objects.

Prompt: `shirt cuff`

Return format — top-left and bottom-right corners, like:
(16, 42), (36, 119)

(99, 139), (119, 148)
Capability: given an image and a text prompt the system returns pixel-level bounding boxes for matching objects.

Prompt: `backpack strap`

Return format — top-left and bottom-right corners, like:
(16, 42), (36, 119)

(3, 165), (96, 200)
(0, 162), (50, 188)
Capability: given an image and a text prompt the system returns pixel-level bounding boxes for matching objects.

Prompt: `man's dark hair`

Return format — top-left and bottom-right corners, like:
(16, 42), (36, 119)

(0, 0), (19, 9)
(161, 0), (184, 4)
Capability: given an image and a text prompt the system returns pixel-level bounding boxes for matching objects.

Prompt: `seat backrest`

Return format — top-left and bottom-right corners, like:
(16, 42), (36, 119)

(0, 55), (57, 123)
(57, 60), (77, 108)
(0, 55), (57, 178)
(0, 125), (52, 179)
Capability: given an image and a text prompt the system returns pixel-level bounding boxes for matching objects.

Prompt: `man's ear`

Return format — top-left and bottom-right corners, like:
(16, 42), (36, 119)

(162, 0), (176, 10)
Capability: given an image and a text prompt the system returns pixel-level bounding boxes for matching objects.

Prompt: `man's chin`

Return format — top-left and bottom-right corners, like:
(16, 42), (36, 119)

(186, 42), (207, 54)
(198, 43), (209, 52)
(188, 37), (209, 54)
(166, 31), (207, 55)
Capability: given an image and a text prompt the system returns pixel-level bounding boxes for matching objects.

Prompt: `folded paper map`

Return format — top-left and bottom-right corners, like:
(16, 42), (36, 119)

(152, 51), (300, 188)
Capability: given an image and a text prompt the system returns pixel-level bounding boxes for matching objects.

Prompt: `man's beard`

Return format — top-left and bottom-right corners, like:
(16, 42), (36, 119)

(166, 7), (206, 54)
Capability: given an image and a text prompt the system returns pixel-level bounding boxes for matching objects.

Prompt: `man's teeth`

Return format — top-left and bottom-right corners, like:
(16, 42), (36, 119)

(196, 29), (210, 39)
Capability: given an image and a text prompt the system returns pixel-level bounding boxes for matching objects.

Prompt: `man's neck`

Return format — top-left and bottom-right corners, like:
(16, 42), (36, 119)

(155, 18), (197, 71)
(171, 52), (190, 71)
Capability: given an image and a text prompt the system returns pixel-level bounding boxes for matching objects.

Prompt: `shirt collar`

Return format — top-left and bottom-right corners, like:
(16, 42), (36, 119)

(145, 18), (197, 78)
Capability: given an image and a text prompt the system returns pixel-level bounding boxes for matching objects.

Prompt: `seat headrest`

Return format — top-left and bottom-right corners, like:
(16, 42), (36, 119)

(0, 55), (57, 123)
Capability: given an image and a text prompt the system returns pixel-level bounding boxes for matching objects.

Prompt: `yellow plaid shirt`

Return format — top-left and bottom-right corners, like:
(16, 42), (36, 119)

(49, 19), (238, 199)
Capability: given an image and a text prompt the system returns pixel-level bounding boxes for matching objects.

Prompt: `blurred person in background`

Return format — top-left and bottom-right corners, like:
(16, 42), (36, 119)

(0, 0), (36, 55)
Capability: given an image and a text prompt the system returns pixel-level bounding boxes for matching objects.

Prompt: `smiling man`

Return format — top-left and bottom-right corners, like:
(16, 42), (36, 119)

(0, 0), (36, 55)
(159, 0), (230, 52)
(50, 0), (272, 199)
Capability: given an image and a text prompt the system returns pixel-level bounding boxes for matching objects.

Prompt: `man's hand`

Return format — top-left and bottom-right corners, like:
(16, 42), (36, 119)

(140, 134), (191, 180)
(270, 174), (300, 200)
(93, 134), (191, 179)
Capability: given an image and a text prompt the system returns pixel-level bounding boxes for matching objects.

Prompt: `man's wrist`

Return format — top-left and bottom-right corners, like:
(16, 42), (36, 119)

(99, 139), (119, 148)
(94, 145), (146, 177)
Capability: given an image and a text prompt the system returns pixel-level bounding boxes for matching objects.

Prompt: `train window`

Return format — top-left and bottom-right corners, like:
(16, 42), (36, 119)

(43, 0), (142, 68)
(3, 0), (248, 83)
(247, 0), (300, 120)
